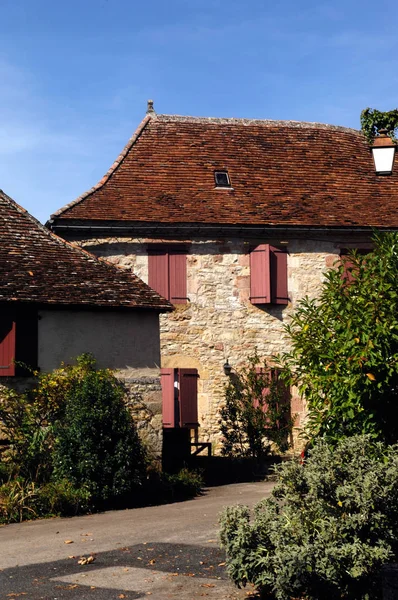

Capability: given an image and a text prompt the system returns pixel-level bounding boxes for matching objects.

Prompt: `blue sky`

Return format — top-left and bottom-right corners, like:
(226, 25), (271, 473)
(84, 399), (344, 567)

(1, 0), (397, 223)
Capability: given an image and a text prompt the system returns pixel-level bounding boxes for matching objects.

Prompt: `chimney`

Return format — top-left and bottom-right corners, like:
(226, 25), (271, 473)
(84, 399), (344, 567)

(146, 99), (155, 115)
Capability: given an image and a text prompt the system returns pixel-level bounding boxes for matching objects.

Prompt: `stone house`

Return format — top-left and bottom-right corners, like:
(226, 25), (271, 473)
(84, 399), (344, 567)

(48, 105), (398, 450)
(0, 189), (172, 457)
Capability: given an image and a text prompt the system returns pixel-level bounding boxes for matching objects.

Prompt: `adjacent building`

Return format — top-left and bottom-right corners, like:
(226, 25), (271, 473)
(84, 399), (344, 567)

(0, 189), (172, 456)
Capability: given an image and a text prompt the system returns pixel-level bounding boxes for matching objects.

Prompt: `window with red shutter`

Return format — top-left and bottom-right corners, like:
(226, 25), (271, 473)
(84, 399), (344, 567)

(253, 366), (271, 413)
(148, 251), (169, 300)
(250, 244), (288, 306)
(161, 367), (176, 428)
(0, 306), (38, 377)
(340, 249), (370, 284)
(178, 368), (199, 428)
(148, 247), (187, 304)
(250, 244), (271, 304)
(0, 312), (16, 376)
(270, 246), (288, 304)
(169, 253), (187, 304)
(161, 367), (199, 429)
(254, 367), (291, 433)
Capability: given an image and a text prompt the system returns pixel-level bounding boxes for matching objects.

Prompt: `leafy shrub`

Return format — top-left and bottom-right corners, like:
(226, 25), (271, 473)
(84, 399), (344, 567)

(0, 478), (90, 524)
(282, 233), (398, 444)
(0, 389), (53, 482)
(142, 468), (204, 505)
(0, 359), (80, 482)
(220, 435), (398, 600)
(52, 357), (147, 506)
(0, 479), (38, 523)
(165, 468), (203, 499)
(219, 352), (293, 461)
(35, 479), (91, 517)
(0, 459), (11, 483)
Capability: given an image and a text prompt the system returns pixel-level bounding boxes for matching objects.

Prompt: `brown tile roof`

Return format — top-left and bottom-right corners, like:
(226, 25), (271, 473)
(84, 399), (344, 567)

(0, 190), (172, 310)
(50, 113), (398, 230)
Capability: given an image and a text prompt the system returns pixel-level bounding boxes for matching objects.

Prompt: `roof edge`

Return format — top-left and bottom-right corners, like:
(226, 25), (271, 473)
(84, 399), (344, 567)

(50, 114), (153, 220)
(155, 113), (362, 135)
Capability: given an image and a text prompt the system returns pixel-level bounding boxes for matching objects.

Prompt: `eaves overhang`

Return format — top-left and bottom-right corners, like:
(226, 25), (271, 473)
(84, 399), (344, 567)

(47, 219), (398, 240)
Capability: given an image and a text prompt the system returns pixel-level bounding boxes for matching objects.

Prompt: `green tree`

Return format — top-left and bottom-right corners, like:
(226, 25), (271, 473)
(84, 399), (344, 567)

(219, 352), (293, 461)
(282, 233), (398, 443)
(360, 107), (398, 143)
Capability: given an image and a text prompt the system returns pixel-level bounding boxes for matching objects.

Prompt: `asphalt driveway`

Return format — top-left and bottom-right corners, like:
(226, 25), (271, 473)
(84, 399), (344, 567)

(0, 481), (273, 600)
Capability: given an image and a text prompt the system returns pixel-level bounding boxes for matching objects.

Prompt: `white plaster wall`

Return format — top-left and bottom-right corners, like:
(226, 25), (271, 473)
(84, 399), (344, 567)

(38, 309), (160, 375)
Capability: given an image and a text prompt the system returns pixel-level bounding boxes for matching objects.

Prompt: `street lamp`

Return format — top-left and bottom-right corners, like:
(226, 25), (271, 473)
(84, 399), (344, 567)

(223, 359), (232, 376)
(371, 129), (396, 175)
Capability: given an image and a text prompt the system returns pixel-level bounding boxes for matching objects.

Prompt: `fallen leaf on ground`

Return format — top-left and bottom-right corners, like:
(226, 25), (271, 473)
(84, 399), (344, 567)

(118, 595), (126, 599)
(55, 585), (78, 590)
(78, 555), (95, 565)
(201, 583), (216, 588)
(218, 562), (226, 566)
(148, 559), (156, 565)
(68, 555), (76, 559)
(6, 594), (27, 598)
(64, 540), (74, 544)
(206, 539), (216, 543)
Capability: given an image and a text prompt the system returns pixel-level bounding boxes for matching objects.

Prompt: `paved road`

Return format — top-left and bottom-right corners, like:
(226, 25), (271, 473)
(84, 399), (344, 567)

(0, 481), (273, 600)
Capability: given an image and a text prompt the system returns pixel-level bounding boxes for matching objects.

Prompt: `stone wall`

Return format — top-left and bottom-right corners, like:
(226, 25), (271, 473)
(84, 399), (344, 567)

(74, 234), (368, 451)
(123, 375), (163, 460)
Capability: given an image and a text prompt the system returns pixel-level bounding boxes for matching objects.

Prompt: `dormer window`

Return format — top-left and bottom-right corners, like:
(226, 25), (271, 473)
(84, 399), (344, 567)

(214, 171), (231, 188)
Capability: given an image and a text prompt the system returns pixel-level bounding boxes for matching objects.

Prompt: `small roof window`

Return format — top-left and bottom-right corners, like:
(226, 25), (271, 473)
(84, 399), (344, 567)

(214, 171), (231, 188)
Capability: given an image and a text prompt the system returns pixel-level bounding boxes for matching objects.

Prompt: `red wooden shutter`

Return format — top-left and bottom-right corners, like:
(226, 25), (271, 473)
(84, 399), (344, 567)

(169, 253), (187, 304)
(0, 313), (16, 376)
(340, 250), (370, 284)
(161, 368), (176, 428)
(254, 367), (270, 414)
(270, 246), (288, 305)
(250, 244), (271, 304)
(148, 251), (169, 300)
(178, 368), (199, 428)
(340, 254), (356, 284)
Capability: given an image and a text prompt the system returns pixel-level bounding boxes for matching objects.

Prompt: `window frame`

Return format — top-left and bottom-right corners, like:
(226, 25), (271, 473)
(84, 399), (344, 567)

(214, 171), (231, 188)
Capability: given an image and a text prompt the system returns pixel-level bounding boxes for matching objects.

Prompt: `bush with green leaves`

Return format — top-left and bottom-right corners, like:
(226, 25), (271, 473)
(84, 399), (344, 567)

(0, 478), (90, 524)
(0, 355), (91, 482)
(52, 356), (147, 505)
(281, 233), (398, 444)
(220, 435), (398, 600)
(0, 354), (148, 512)
(219, 352), (293, 461)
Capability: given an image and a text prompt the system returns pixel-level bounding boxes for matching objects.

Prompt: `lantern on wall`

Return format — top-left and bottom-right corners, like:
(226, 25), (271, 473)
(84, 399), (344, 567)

(371, 129), (396, 175)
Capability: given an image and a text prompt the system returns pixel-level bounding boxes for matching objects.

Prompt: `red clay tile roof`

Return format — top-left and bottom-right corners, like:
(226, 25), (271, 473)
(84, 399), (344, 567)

(50, 114), (398, 229)
(0, 190), (172, 310)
